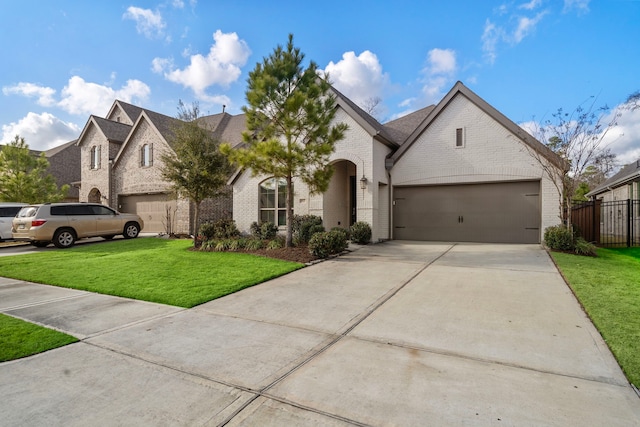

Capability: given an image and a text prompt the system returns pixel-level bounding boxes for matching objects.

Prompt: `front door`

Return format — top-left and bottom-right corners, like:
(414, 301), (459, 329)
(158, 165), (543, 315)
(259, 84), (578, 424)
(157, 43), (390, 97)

(350, 175), (357, 225)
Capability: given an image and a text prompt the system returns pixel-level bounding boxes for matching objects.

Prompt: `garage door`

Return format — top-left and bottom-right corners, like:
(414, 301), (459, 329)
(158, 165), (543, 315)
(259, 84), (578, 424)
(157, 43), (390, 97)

(119, 194), (177, 233)
(393, 181), (540, 243)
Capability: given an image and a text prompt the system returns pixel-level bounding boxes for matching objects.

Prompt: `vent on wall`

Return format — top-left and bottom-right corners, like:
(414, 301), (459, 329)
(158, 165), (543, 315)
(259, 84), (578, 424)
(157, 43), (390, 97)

(455, 127), (465, 148)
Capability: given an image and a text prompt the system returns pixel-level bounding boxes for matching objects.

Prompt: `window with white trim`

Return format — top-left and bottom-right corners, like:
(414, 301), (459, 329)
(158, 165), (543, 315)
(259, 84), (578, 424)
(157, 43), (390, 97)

(90, 145), (101, 169)
(140, 143), (153, 167)
(259, 177), (290, 226)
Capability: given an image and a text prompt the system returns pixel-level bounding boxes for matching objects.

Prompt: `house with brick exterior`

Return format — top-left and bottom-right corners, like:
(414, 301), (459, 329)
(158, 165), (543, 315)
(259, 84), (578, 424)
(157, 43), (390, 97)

(230, 81), (563, 244)
(76, 100), (240, 234)
(77, 81), (562, 243)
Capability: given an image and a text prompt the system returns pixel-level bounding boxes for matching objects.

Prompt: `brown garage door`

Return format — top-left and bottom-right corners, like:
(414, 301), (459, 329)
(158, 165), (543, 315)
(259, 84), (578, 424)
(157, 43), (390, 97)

(119, 194), (177, 233)
(393, 181), (540, 243)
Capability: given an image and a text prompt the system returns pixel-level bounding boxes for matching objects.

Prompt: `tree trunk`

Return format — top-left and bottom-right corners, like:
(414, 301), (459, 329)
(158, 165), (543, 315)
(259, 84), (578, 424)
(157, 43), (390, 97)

(192, 200), (200, 246)
(286, 174), (293, 248)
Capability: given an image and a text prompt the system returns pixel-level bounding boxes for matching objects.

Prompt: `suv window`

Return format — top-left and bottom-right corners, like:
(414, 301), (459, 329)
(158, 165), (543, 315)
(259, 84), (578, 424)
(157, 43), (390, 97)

(67, 205), (94, 216)
(0, 207), (22, 217)
(50, 206), (68, 216)
(17, 207), (39, 218)
(91, 205), (116, 215)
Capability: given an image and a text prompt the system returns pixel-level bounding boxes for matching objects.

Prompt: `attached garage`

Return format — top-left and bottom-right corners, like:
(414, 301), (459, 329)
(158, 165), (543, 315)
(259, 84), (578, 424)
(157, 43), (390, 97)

(119, 194), (177, 233)
(393, 181), (541, 243)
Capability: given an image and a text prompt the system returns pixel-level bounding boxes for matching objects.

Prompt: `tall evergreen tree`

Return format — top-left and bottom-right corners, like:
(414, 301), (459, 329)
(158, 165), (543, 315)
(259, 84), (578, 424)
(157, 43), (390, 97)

(222, 34), (348, 247)
(0, 136), (68, 203)
(160, 101), (231, 243)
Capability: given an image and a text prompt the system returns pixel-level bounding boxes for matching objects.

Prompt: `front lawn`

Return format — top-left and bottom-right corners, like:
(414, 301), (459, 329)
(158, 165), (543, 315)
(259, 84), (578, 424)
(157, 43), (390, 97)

(0, 314), (78, 362)
(550, 247), (640, 386)
(0, 238), (304, 308)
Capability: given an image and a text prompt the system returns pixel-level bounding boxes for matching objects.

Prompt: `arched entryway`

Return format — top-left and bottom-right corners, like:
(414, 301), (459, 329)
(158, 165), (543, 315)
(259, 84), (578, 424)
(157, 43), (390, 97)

(88, 188), (102, 204)
(323, 160), (357, 229)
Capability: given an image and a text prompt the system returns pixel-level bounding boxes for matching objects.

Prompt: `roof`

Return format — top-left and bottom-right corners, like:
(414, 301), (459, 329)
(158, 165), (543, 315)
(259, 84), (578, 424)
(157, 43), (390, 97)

(44, 139), (78, 157)
(383, 105), (435, 144)
(108, 100), (145, 124)
(587, 159), (640, 197)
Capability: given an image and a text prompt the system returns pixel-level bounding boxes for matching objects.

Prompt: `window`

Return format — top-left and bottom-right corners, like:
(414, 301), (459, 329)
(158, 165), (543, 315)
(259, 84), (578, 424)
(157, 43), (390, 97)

(140, 143), (153, 167)
(455, 128), (465, 148)
(90, 145), (101, 169)
(259, 177), (290, 226)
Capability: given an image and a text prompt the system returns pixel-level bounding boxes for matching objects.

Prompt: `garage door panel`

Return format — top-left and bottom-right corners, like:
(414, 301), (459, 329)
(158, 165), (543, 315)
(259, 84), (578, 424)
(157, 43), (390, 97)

(119, 194), (177, 233)
(393, 182), (540, 243)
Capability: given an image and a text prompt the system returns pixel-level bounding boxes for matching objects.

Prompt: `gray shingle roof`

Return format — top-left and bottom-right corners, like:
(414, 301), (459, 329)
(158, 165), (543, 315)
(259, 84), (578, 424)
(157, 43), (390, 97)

(116, 101), (145, 123)
(383, 106), (435, 144)
(587, 159), (640, 197)
(92, 116), (131, 143)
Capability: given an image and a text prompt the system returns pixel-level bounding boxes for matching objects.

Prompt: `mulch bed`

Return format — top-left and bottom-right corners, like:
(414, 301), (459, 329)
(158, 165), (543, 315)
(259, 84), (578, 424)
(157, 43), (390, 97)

(241, 245), (319, 264)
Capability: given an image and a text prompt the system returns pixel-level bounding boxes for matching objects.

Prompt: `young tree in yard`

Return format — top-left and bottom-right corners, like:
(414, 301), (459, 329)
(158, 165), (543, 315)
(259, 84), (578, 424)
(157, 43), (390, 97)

(221, 34), (348, 247)
(526, 99), (620, 228)
(0, 136), (69, 203)
(160, 101), (231, 243)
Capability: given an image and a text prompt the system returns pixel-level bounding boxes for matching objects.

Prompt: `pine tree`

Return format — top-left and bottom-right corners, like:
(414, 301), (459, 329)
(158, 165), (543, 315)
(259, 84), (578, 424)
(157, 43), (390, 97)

(0, 136), (69, 203)
(222, 34), (348, 247)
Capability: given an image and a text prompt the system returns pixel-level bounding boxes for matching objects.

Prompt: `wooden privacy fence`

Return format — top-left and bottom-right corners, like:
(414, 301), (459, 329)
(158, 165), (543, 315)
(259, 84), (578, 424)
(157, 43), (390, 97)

(571, 199), (640, 247)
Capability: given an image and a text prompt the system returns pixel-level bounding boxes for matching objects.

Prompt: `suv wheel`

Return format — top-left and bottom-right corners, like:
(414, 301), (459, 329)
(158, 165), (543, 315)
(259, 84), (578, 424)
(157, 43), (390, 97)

(123, 222), (140, 239)
(53, 229), (76, 248)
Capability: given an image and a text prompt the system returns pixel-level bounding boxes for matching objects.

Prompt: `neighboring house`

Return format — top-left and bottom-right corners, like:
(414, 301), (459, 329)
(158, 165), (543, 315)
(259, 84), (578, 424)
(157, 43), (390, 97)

(586, 159), (640, 202)
(43, 140), (81, 202)
(0, 140), (80, 202)
(76, 100), (239, 234)
(77, 81), (563, 243)
(230, 81), (563, 244)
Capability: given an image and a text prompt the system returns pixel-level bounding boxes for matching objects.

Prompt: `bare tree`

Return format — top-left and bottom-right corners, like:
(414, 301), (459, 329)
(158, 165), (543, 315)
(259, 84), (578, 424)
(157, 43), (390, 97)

(525, 98), (620, 227)
(361, 96), (382, 119)
(626, 91), (640, 111)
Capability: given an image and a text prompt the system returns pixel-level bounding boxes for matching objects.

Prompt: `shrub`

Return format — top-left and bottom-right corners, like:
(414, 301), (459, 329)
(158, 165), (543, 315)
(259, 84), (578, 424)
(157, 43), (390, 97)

(574, 237), (597, 257)
(267, 237), (284, 250)
(331, 227), (350, 241)
(350, 221), (372, 245)
(245, 238), (264, 250)
(198, 222), (217, 241)
(250, 221), (279, 240)
(544, 225), (574, 251)
(308, 229), (348, 258)
(292, 215), (324, 245)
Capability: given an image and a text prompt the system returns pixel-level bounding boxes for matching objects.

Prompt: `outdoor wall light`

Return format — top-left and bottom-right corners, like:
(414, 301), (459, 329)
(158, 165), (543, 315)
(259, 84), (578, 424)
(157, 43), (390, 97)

(360, 175), (368, 190)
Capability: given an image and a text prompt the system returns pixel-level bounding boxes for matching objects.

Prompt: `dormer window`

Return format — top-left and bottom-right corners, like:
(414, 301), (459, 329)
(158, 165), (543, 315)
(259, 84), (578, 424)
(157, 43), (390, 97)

(140, 143), (153, 167)
(90, 145), (101, 169)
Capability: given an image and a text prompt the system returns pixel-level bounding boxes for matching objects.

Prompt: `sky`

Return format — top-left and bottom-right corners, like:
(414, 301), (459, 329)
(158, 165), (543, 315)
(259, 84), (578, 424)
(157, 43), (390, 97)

(1, 0), (639, 166)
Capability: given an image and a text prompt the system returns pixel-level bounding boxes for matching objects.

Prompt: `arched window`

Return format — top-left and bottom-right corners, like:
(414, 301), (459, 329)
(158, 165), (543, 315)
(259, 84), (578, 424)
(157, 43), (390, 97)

(90, 146), (101, 169)
(259, 177), (290, 226)
(140, 143), (153, 167)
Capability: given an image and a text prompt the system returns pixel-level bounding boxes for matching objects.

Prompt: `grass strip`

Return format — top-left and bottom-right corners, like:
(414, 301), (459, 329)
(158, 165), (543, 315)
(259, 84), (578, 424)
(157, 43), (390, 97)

(0, 238), (303, 308)
(0, 314), (78, 362)
(550, 247), (640, 386)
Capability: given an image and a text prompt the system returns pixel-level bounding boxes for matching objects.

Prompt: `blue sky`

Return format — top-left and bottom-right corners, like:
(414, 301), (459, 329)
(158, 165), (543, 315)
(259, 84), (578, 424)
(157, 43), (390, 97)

(1, 0), (639, 164)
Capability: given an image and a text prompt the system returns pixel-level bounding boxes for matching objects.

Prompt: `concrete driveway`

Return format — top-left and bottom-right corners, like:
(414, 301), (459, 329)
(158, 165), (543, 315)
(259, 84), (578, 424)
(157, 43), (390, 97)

(1, 242), (639, 426)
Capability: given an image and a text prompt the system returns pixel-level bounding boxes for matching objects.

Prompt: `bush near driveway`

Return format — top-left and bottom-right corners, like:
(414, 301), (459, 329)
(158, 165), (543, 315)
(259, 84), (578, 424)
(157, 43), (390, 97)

(0, 313), (78, 362)
(551, 247), (640, 386)
(0, 238), (304, 308)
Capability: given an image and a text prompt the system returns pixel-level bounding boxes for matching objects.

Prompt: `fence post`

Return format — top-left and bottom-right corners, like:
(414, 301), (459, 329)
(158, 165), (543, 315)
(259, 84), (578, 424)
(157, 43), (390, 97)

(627, 199), (632, 248)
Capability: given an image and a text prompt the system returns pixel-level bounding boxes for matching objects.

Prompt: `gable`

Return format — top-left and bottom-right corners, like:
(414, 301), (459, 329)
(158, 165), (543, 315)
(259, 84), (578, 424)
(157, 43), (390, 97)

(112, 113), (171, 168)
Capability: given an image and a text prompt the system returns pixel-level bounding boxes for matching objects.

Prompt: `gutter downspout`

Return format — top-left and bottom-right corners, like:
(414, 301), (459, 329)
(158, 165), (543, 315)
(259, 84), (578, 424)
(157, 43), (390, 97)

(385, 157), (394, 240)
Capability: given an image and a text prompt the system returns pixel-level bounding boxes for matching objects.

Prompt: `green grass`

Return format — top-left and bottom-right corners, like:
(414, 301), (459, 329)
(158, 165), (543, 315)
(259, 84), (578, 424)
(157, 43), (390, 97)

(0, 314), (78, 362)
(0, 238), (304, 308)
(550, 247), (640, 386)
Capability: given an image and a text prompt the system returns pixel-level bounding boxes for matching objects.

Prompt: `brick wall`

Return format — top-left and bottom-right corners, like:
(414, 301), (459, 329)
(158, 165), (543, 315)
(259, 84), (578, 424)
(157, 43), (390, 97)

(78, 125), (110, 204)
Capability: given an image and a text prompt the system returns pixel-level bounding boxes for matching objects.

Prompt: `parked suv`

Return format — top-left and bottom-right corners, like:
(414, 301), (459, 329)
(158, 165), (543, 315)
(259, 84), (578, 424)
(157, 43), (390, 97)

(12, 203), (144, 248)
(0, 203), (27, 241)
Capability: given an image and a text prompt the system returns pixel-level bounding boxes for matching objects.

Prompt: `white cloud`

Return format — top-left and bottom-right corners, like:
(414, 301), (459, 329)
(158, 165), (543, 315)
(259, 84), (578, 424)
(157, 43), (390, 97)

(58, 76), (150, 116)
(123, 7), (166, 39)
(513, 12), (548, 43)
(322, 50), (389, 110)
(153, 30), (250, 103)
(481, 19), (502, 64)
(422, 48), (457, 102)
(602, 106), (640, 165)
(563, 0), (590, 14)
(1, 112), (80, 151)
(2, 83), (56, 107)
(519, 0), (542, 10)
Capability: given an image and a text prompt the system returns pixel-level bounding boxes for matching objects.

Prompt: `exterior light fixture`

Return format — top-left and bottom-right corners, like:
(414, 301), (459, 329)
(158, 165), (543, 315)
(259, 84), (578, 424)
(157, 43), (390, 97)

(360, 175), (368, 190)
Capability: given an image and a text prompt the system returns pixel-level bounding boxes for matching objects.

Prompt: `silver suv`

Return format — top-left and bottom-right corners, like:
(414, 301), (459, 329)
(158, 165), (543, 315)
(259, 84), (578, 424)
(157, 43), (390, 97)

(12, 203), (144, 248)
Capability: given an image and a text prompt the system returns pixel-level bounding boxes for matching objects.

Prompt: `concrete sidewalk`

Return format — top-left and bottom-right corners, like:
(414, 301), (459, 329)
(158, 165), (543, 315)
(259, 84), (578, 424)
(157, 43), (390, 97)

(1, 242), (639, 426)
